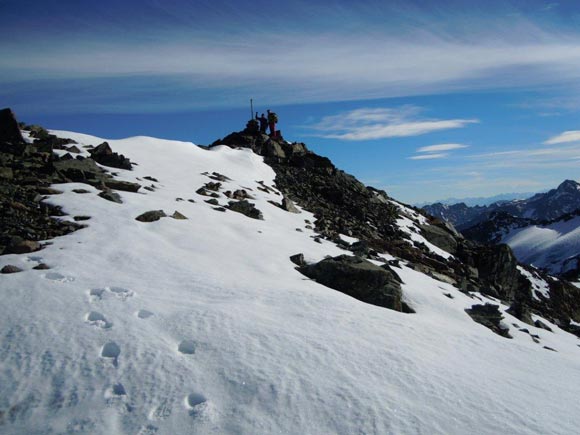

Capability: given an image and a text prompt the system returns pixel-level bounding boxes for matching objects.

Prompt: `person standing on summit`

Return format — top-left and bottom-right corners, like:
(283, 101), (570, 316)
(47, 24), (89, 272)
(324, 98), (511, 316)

(255, 112), (268, 134)
(267, 109), (278, 138)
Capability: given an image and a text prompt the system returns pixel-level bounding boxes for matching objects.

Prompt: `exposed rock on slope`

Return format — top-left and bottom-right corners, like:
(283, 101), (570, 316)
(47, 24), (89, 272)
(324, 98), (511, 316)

(214, 128), (580, 333)
(298, 255), (406, 312)
(0, 108), (139, 255)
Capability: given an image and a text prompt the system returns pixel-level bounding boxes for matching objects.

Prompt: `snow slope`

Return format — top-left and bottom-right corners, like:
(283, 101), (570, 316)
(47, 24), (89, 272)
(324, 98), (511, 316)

(503, 215), (580, 274)
(1, 131), (580, 434)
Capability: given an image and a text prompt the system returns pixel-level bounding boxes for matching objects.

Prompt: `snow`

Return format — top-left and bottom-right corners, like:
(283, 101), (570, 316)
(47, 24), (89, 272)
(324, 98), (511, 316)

(517, 266), (550, 300)
(1, 131), (580, 434)
(391, 201), (454, 259)
(502, 216), (580, 274)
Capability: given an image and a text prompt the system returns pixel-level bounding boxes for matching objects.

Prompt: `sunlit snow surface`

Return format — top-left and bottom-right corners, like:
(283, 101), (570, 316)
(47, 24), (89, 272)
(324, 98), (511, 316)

(503, 216), (580, 274)
(1, 131), (580, 434)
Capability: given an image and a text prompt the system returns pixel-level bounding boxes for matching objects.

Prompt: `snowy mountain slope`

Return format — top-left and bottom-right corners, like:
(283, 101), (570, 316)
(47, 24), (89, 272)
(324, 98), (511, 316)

(503, 215), (580, 276)
(1, 131), (580, 434)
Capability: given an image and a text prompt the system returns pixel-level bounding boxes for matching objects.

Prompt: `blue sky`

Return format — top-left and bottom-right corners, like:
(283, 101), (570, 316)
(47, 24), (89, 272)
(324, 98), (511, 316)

(2, 0), (580, 204)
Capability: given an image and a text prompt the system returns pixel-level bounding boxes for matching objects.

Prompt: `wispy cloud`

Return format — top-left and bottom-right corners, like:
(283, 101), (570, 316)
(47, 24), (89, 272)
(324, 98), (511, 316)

(416, 143), (468, 153)
(3, 3), (580, 113)
(306, 107), (477, 141)
(544, 130), (580, 144)
(409, 153), (448, 160)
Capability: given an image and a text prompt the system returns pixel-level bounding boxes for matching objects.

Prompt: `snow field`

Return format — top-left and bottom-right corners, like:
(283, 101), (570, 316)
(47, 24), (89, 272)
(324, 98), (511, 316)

(0, 131), (579, 434)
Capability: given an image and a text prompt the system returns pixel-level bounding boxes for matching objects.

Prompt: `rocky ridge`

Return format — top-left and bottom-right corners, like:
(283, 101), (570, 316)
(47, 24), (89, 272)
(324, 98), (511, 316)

(213, 126), (580, 337)
(0, 108), (138, 257)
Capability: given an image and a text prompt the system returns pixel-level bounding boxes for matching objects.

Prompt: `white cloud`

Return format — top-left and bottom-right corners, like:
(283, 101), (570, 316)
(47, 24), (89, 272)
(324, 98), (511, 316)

(544, 130), (580, 145)
(3, 15), (580, 111)
(417, 143), (468, 153)
(409, 153), (448, 160)
(307, 107), (477, 141)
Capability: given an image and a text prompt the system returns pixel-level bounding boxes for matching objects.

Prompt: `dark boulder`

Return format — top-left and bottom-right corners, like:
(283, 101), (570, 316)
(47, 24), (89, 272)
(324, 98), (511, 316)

(103, 179), (141, 193)
(290, 253), (306, 266)
(419, 223), (458, 254)
(89, 142), (132, 170)
(98, 190), (122, 203)
(227, 200), (263, 220)
(0, 108), (25, 144)
(1, 265), (23, 274)
(465, 303), (511, 338)
(298, 255), (404, 312)
(135, 210), (166, 222)
(4, 239), (41, 255)
(53, 158), (108, 185)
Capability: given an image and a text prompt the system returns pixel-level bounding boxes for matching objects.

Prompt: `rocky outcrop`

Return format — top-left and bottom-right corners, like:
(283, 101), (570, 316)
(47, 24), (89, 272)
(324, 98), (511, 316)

(135, 210), (167, 222)
(227, 200), (263, 220)
(89, 142), (132, 170)
(465, 304), (511, 338)
(298, 255), (406, 312)
(0, 108), (24, 144)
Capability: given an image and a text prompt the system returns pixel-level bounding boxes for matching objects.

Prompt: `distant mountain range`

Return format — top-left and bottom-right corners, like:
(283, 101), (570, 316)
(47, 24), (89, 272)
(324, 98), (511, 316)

(423, 179), (580, 279)
(423, 180), (580, 230)
(415, 192), (535, 208)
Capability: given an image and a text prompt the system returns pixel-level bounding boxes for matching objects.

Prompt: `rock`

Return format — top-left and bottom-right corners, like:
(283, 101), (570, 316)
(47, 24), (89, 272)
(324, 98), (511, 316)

(89, 142), (132, 170)
(66, 145), (81, 153)
(465, 303), (511, 338)
(507, 301), (533, 325)
(135, 210), (166, 222)
(419, 223), (458, 254)
(281, 196), (300, 213)
(298, 254), (404, 311)
(36, 187), (63, 195)
(53, 158), (108, 184)
(205, 198), (219, 205)
(225, 189), (253, 200)
(72, 189), (90, 194)
(73, 216), (91, 221)
(1, 265), (23, 274)
(171, 211), (188, 220)
(227, 200), (263, 220)
(103, 179), (141, 192)
(5, 240), (41, 254)
(534, 319), (553, 332)
(33, 263), (50, 270)
(290, 253), (306, 266)
(144, 176), (158, 182)
(0, 108), (25, 144)
(0, 167), (14, 179)
(98, 190), (122, 203)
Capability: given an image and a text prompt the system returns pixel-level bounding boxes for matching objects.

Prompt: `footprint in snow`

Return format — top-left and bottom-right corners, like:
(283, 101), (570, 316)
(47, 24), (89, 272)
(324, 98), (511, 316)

(138, 425), (159, 435)
(109, 286), (134, 301)
(89, 288), (106, 302)
(86, 311), (113, 329)
(105, 382), (133, 413)
(178, 340), (196, 355)
(88, 287), (134, 302)
(149, 398), (172, 421)
(43, 272), (75, 283)
(185, 392), (207, 412)
(101, 341), (121, 367)
(137, 309), (154, 319)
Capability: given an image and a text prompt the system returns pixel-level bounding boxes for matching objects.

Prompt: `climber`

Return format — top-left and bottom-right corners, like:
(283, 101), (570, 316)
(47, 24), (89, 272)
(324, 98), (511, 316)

(256, 112), (268, 134)
(267, 109), (278, 138)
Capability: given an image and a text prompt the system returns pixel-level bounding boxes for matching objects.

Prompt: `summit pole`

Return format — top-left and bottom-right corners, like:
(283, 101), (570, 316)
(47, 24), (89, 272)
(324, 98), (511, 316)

(250, 98), (254, 120)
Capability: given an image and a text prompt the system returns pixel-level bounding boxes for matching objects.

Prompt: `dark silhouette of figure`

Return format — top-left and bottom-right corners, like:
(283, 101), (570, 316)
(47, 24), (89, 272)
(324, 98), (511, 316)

(267, 109), (278, 138)
(256, 112), (268, 134)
